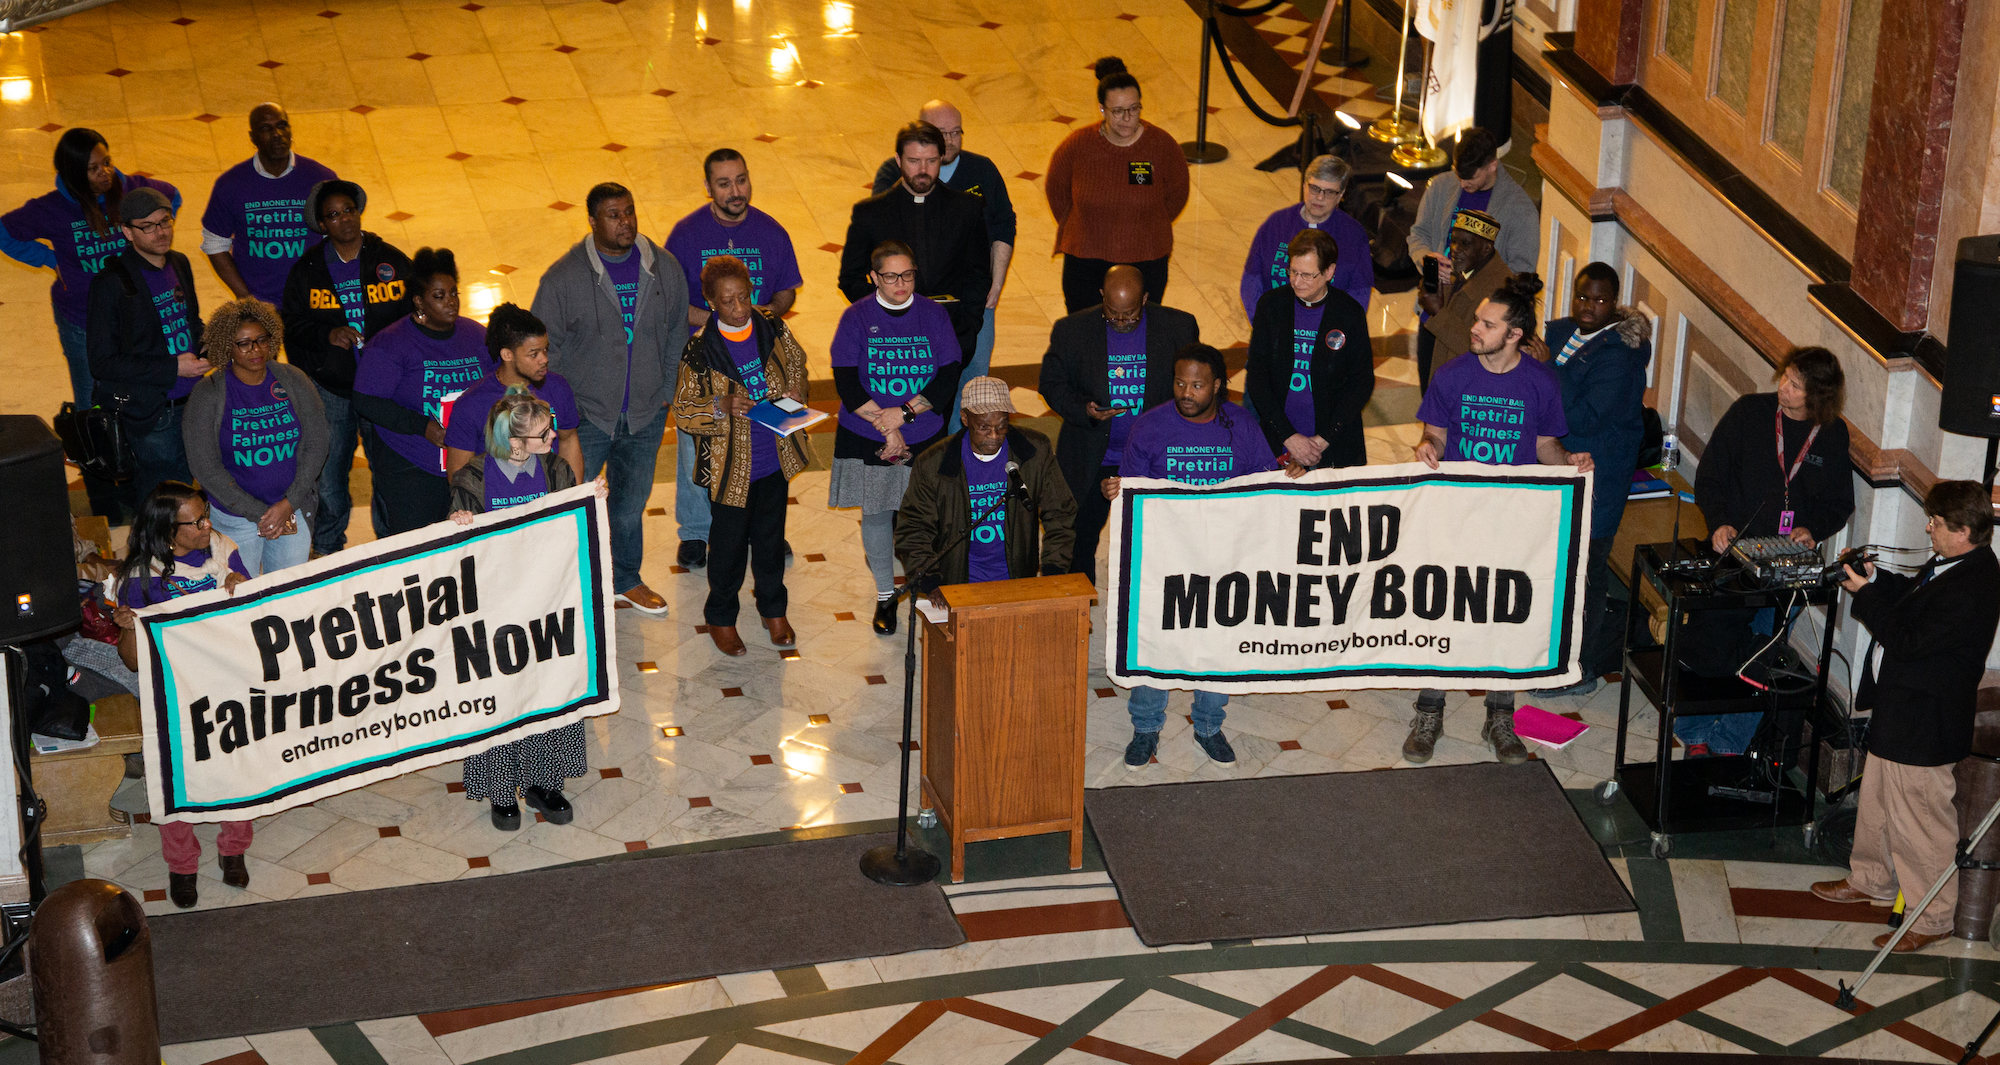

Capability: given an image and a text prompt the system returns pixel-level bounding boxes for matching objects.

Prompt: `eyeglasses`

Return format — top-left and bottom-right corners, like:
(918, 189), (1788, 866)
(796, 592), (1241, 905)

(1102, 308), (1144, 326)
(875, 269), (916, 285)
(1288, 266), (1328, 280)
(233, 334), (277, 352)
(320, 206), (358, 221)
(175, 514), (212, 529)
(512, 425), (556, 442)
(127, 216), (174, 235)
(1104, 105), (1142, 119)
(1304, 181), (1344, 198)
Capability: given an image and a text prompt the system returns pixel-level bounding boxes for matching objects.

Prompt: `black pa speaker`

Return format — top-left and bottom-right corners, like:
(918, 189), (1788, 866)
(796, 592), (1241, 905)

(1941, 235), (2000, 438)
(0, 416), (83, 645)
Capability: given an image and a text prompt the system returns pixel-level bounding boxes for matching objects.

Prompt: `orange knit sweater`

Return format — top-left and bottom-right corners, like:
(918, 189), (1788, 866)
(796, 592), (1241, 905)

(1044, 122), (1191, 262)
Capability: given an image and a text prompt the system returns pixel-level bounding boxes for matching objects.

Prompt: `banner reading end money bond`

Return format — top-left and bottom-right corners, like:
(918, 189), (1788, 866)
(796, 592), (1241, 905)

(136, 484), (619, 823)
(1107, 462), (1593, 693)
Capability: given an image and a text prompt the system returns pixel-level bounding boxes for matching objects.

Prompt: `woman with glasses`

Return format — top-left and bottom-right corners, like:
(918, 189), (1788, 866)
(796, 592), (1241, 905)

(111, 482), (253, 908)
(1044, 56), (1190, 314)
(829, 241), (962, 635)
(351, 247), (487, 535)
(448, 392), (601, 829)
(1, 129), (179, 522)
(1240, 154), (1374, 320)
(183, 299), (329, 574)
(1244, 229), (1374, 473)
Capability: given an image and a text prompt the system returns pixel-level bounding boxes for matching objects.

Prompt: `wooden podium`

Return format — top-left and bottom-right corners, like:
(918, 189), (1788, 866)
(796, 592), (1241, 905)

(919, 572), (1097, 882)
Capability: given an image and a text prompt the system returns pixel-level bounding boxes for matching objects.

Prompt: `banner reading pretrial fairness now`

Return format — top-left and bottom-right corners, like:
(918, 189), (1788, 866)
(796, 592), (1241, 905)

(1106, 462), (1593, 693)
(135, 485), (619, 824)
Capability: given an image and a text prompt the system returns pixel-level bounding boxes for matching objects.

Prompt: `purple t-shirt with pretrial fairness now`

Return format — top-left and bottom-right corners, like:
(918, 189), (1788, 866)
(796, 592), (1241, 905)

(137, 258), (199, 400)
(324, 247), (368, 337)
(830, 295), (959, 444)
(200, 154), (338, 304)
(1103, 315), (1147, 467)
(0, 172), (178, 325)
(1415, 352), (1568, 466)
(964, 437), (1011, 583)
(723, 331), (782, 481)
(1282, 300), (1326, 440)
(442, 369), (582, 455)
(601, 248), (641, 412)
(352, 316), (489, 473)
(665, 205), (804, 311)
(119, 547), (250, 608)
(1119, 401), (1278, 485)
(215, 370), (303, 513)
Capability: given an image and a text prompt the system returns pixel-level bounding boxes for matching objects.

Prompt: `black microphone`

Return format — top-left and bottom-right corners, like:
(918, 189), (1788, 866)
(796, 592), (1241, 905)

(1006, 460), (1027, 500)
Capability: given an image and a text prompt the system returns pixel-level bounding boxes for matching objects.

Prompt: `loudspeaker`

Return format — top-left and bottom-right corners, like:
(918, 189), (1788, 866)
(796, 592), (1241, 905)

(1941, 235), (2000, 438)
(0, 416), (83, 645)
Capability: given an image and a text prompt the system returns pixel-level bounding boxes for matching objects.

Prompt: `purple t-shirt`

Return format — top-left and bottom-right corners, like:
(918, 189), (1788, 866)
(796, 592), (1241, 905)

(485, 455), (550, 512)
(1282, 300), (1326, 439)
(325, 247), (367, 336)
(723, 331), (781, 481)
(0, 173), (178, 325)
(443, 369), (582, 454)
(136, 259), (198, 400)
(665, 205), (804, 311)
(215, 370), (303, 513)
(830, 295), (959, 443)
(1239, 205), (1374, 318)
(601, 248), (640, 412)
(353, 316), (489, 473)
(1415, 352), (1568, 465)
(1103, 315), (1147, 466)
(200, 154), (338, 304)
(1119, 402), (1278, 485)
(119, 546), (250, 608)
(964, 437), (1011, 583)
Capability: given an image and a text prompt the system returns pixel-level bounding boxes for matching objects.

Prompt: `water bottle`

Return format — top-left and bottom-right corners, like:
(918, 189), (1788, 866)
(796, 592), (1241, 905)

(1661, 433), (1679, 472)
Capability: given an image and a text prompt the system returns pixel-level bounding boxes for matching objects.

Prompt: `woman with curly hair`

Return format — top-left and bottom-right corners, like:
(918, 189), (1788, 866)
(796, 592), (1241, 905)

(182, 298), (329, 574)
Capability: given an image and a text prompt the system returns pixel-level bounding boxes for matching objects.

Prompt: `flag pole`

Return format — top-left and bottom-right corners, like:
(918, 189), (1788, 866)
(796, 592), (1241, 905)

(1367, 0), (1419, 144)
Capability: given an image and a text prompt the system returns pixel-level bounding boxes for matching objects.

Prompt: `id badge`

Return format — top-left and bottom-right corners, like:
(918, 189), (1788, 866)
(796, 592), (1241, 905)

(1778, 510), (1794, 535)
(1128, 161), (1153, 185)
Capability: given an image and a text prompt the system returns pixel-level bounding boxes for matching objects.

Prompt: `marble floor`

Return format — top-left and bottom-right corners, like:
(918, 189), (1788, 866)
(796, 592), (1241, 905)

(4, 0), (1981, 1057)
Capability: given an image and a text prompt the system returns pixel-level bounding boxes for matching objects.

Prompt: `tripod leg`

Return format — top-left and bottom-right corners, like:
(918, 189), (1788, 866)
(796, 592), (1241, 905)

(1961, 1003), (2000, 1065)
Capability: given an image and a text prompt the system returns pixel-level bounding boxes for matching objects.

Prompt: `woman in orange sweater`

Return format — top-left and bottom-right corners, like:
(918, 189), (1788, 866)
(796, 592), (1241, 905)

(1045, 57), (1191, 313)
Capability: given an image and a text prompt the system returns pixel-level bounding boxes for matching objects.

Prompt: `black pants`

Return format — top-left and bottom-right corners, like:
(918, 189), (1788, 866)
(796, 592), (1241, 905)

(1580, 536), (1618, 677)
(705, 471), (790, 627)
(1062, 255), (1169, 314)
(1068, 463), (1119, 584)
(1416, 327), (1436, 394)
(362, 425), (449, 535)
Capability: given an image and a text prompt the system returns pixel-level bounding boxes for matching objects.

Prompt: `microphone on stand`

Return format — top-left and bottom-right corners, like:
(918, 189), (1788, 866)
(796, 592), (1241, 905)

(1006, 460), (1028, 500)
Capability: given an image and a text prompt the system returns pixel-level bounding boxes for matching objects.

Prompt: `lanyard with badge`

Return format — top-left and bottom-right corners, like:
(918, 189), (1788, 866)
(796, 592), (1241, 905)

(1775, 409), (1819, 536)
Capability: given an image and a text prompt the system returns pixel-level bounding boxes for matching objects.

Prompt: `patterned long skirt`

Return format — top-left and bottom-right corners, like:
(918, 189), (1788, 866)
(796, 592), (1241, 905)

(461, 722), (587, 802)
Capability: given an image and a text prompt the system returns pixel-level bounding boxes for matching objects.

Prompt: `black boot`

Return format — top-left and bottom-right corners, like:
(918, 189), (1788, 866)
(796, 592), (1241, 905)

(169, 871), (198, 908)
(491, 801), (521, 830)
(523, 785), (574, 825)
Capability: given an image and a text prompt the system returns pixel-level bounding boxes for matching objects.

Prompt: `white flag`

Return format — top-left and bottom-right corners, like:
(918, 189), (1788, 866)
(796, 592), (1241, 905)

(1414, 0), (1479, 145)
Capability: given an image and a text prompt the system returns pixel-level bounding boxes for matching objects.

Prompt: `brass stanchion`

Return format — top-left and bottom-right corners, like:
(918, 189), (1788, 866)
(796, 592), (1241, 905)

(1390, 35), (1447, 168)
(1367, 0), (1419, 144)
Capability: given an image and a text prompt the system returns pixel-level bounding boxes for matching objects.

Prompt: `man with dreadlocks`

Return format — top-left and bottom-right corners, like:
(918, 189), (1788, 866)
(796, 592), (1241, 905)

(1106, 342), (1291, 767)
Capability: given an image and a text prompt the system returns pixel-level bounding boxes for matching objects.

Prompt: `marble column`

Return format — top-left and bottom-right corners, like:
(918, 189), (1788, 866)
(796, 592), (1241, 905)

(1851, 0), (1969, 332)
(1574, 0), (1644, 86)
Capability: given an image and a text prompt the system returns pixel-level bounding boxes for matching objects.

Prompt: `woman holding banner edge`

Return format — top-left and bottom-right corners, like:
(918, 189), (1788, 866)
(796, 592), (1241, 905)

(112, 482), (255, 908)
(448, 391), (606, 830)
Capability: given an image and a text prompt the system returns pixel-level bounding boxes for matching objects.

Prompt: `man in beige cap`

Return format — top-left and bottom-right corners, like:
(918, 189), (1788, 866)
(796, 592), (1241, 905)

(895, 376), (1077, 587)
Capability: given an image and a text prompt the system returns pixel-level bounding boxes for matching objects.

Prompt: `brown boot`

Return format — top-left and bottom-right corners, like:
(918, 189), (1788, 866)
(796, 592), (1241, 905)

(219, 853), (249, 889)
(709, 625), (747, 656)
(763, 617), (796, 647)
(1874, 929), (1946, 953)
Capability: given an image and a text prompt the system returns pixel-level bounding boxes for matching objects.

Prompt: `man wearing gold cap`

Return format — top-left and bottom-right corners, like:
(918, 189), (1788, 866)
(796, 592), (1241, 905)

(1416, 209), (1512, 391)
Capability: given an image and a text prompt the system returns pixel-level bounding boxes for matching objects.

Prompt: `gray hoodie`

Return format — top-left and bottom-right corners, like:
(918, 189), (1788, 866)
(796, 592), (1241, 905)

(532, 235), (690, 436)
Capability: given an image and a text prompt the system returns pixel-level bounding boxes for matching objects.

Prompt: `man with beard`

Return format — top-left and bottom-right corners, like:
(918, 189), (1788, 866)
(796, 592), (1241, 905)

(665, 149), (804, 568)
(839, 122), (990, 375)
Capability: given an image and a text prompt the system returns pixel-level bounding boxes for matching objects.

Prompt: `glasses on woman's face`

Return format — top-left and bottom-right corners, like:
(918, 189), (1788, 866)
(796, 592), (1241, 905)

(234, 333), (277, 352)
(175, 513), (212, 529)
(513, 425), (556, 443)
(1288, 266), (1328, 281)
(875, 269), (916, 285)
(1105, 104), (1142, 119)
(320, 206), (359, 222)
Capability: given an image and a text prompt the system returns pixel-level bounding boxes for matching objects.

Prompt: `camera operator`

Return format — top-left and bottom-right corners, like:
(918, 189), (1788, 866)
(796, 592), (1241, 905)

(1810, 481), (2000, 953)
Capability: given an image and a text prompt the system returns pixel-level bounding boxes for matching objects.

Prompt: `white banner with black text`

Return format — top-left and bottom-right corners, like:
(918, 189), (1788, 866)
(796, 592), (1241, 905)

(136, 484), (619, 824)
(1106, 462), (1593, 693)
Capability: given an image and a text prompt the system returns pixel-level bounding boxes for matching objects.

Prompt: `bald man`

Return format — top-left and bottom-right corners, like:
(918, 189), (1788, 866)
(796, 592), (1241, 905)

(875, 100), (1017, 432)
(1037, 264), (1199, 583)
(202, 103), (338, 303)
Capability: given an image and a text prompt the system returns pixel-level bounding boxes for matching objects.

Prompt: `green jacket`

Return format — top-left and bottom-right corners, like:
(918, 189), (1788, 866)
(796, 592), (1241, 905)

(895, 426), (1077, 586)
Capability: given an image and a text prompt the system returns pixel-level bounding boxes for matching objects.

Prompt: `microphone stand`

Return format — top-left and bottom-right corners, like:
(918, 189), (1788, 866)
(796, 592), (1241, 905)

(860, 479), (1021, 886)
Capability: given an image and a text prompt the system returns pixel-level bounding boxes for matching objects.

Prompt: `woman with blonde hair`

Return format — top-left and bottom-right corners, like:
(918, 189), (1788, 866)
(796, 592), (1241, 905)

(182, 297), (328, 574)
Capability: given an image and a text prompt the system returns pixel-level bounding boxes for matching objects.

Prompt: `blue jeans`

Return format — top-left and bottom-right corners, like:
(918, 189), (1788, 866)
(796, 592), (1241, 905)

(54, 308), (91, 409)
(946, 305), (997, 435)
(131, 401), (192, 504)
(313, 383), (363, 555)
(675, 429), (711, 544)
(210, 505), (312, 576)
(1128, 686), (1228, 736)
(1674, 607), (1781, 755)
(577, 411), (668, 592)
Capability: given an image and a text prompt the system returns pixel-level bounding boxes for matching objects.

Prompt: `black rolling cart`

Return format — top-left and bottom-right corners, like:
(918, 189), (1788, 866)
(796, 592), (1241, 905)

(1597, 540), (1838, 858)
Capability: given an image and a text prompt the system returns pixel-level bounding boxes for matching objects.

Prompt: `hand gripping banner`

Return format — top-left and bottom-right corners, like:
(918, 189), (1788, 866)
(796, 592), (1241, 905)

(135, 484), (619, 823)
(1106, 462), (1593, 693)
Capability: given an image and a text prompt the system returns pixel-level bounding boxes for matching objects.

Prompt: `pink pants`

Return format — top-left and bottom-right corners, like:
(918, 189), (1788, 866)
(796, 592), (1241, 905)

(158, 820), (253, 875)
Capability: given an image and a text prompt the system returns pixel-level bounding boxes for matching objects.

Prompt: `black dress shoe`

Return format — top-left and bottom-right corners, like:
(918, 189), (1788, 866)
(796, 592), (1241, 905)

(169, 871), (199, 908)
(677, 540), (708, 568)
(219, 853), (249, 889)
(522, 785), (574, 825)
(491, 801), (522, 831)
(873, 597), (898, 635)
